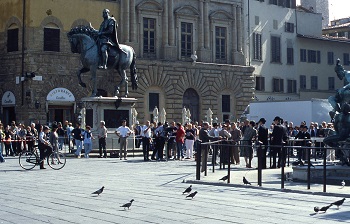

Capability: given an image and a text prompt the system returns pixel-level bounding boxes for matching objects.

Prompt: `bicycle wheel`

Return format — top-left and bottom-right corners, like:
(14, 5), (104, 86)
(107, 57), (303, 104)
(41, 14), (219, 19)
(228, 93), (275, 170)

(47, 152), (66, 170)
(19, 151), (37, 170)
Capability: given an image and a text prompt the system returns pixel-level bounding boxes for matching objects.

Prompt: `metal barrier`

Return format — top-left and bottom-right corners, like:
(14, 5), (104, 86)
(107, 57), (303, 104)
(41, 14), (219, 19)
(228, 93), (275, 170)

(195, 139), (347, 193)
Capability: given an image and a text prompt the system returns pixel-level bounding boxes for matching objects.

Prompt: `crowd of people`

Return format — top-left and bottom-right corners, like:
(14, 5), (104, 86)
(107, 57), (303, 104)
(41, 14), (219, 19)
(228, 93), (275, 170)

(0, 116), (338, 170)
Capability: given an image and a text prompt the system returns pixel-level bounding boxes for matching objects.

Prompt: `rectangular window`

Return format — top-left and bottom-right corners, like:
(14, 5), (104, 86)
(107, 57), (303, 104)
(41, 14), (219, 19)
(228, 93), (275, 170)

(300, 75), (306, 90)
(255, 76), (265, 91)
(222, 95), (230, 113)
(253, 33), (262, 60)
(285, 22), (294, 33)
(287, 47), (294, 64)
(215, 26), (226, 62)
(328, 77), (335, 90)
(300, 49), (307, 62)
(148, 93), (159, 112)
(181, 22), (193, 58)
(278, 0), (284, 6)
(271, 36), (281, 63)
(269, 0), (277, 5)
(7, 28), (19, 52)
(273, 78), (284, 92)
(317, 50), (321, 64)
(143, 18), (156, 57)
(344, 53), (350, 65)
(255, 16), (259, 25)
(287, 80), (297, 93)
(44, 28), (60, 52)
(285, 0), (291, 8)
(311, 76), (318, 90)
(328, 52), (334, 65)
(308, 50), (317, 63)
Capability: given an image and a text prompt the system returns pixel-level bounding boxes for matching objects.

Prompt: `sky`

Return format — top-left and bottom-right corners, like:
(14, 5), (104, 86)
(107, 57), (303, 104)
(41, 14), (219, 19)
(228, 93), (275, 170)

(296, 0), (350, 20)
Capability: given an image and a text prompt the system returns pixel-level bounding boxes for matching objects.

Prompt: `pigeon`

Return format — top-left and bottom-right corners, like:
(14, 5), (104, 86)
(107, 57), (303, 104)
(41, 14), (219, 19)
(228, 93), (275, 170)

(243, 177), (251, 185)
(91, 186), (104, 196)
(183, 185), (192, 194)
(120, 199), (134, 210)
(186, 191), (198, 199)
(219, 175), (229, 181)
(331, 198), (346, 209)
(314, 204), (332, 213)
(341, 180), (346, 188)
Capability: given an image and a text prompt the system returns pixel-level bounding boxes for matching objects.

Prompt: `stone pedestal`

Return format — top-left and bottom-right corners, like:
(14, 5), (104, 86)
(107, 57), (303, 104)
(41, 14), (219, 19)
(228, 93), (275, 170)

(80, 96), (138, 150)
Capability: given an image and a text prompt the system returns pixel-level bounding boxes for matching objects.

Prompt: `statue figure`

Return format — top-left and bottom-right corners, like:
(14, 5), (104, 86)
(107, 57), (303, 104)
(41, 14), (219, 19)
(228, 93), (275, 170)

(205, 108), (213, 125)
(160, 108), (166, 124)
(97, 9), (126, 69)
(324, 59), (350, 165)
(182, 107), (187, 125)
(67, 24), (137, 97)
(153, 106), (159, 124)
(131, 107), (138, 126)
(186, 108), (191, 123)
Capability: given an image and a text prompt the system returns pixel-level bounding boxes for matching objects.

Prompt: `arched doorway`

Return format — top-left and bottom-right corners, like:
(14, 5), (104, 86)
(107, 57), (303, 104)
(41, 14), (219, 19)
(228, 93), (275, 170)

(182, 88), (199, 122)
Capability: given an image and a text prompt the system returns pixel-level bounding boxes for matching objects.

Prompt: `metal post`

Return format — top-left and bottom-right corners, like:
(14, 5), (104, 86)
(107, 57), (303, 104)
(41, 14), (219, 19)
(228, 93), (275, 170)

(212, 144), (215, 173)
(307, 147), (311, 190)
(228, 143), (231, 184)
(323, 146), (327, 192)
(258, 144), (262, 187)
(281, 145), (285, 189)
(196, 140), (201, 180)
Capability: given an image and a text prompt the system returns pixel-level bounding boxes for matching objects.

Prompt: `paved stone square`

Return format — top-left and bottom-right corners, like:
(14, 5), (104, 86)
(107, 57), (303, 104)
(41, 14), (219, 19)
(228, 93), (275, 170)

(0, 156), (349, 224)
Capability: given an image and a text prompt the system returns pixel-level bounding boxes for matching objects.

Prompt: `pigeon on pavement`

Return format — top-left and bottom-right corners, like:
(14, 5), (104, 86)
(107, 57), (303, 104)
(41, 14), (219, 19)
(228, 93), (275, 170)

(314, 204), (332, 213)
(243, 177), (251, 185)
(331, 198), (346, 209)
(183, 185), (192, 194)
(121, 199), (134, 210)
(219, 175), (229, 181)
(341, 180), (346, 188)
(186, 191), (198, 199)
(91, 186), (104, 196)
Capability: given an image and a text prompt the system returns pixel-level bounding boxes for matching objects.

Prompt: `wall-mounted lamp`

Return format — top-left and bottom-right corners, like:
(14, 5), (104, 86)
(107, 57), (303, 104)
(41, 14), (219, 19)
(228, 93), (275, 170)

(35, 100), (40, 109)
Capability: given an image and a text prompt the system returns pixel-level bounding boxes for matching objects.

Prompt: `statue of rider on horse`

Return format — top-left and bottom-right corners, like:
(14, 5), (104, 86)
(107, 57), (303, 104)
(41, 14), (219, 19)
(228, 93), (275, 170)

(67, 8), (137, 97)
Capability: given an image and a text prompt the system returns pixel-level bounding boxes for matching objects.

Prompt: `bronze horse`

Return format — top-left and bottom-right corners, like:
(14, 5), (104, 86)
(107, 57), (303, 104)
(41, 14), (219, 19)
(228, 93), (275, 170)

(67, 26), (137, 97)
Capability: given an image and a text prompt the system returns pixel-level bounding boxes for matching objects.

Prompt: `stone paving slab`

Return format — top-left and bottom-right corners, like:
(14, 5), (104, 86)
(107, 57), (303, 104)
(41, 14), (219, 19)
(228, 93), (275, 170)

(0, 156), (349, 223)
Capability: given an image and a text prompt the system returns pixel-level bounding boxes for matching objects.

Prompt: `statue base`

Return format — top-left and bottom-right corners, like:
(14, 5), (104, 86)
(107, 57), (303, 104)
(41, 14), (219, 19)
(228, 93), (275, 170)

(80, 96), (137, 130)
(79, 96), (138, 150)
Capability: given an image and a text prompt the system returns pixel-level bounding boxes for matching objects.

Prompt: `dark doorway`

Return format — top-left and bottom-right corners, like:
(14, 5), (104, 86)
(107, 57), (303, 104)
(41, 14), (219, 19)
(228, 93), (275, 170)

(2, 107), (16, 126)
(182, 88), (200, 122)
(48, 106), (74, 124)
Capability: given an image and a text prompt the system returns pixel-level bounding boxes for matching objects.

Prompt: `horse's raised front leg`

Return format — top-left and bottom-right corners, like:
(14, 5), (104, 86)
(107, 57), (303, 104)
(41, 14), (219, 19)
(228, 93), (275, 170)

(77, 67), (90, 88)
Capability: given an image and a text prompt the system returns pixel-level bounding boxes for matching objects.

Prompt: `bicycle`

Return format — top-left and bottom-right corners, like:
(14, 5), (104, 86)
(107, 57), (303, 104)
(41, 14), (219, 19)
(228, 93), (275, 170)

(19, 145), (66, 170)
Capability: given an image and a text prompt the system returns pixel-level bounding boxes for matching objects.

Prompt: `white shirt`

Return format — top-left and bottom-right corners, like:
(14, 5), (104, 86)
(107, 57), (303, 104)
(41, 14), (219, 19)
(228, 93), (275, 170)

(116, 126), (132, 137)
(141, 125), (152, 138)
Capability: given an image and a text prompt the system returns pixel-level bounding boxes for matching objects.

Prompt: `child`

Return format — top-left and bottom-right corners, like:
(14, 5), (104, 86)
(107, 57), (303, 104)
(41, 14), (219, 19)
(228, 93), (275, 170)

(83, 126), (94, 158)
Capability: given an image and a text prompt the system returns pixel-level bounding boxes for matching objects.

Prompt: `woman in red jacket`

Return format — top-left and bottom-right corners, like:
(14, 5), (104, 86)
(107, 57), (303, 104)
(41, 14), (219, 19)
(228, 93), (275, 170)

(175, 123), (185, 160)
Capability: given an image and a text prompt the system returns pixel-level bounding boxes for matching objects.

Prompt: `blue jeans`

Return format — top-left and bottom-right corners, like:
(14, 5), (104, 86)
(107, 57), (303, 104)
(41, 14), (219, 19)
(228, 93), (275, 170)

(0, 143), (5, 162)
(58, 137), (65, 150)
(75, 140), (83, 156)
(176, 142), (184, 159)
(84, 143), (92, 158)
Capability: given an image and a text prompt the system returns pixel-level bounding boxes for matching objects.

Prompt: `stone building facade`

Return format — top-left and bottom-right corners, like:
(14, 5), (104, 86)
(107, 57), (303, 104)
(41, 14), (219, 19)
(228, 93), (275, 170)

(0, 0), (254, 128)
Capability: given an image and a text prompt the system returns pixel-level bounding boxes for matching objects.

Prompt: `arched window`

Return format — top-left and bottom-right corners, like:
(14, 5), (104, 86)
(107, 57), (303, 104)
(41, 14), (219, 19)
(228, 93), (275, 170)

(7, 23), (19, 52)
(182, 88), (199, 122)
(44, 23), (60, 52)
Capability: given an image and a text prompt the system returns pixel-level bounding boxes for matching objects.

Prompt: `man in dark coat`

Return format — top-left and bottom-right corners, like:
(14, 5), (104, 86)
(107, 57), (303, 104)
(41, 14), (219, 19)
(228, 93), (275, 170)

(98, 9), (126, 69)
(270, 116), (286, 168)
(199, 122), (219, 172)
(258, 118), (268, 169)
